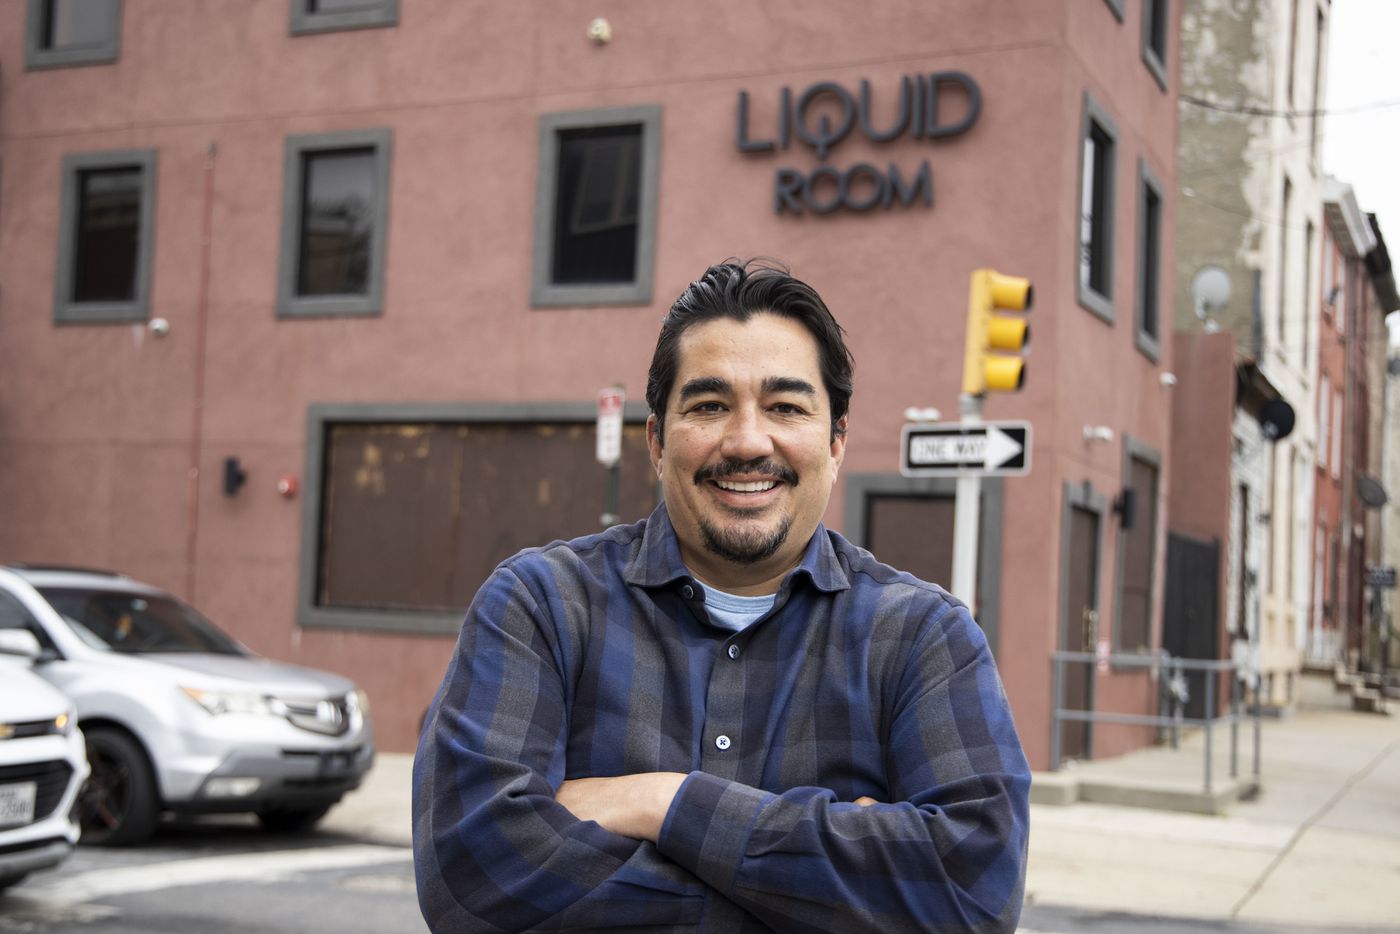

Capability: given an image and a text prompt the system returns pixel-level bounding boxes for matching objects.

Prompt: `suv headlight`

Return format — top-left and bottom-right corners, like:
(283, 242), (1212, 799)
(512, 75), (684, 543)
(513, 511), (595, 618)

(350, 688), (370, 718)
(180, 686), (277, 717)
(55, 708), (76, 736)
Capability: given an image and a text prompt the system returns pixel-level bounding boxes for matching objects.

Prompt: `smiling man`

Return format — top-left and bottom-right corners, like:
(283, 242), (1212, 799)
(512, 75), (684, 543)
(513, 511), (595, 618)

(414, 260), (1030, 933)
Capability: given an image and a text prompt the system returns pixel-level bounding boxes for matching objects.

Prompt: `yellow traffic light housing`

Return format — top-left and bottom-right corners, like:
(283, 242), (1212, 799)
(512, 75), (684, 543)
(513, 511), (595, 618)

(961, 268), (1033, 395)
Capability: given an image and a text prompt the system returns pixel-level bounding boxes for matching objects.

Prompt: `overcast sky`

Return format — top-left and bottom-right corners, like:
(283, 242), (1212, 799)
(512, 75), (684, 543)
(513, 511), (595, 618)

(1323, 0), (1400, 264)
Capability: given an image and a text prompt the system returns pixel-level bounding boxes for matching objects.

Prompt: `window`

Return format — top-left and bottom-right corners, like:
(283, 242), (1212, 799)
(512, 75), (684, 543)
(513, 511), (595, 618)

(1322, 230), (1334, 318)
(1286, 0), (1300, 106)
(1278, 176), (1292, 351)
(1077, 95), (1117, 321)
(290, 0), (397, 36)
(1331, 390), (1342, 478)
(55, 149), (156, 324)
(1318, 373), (1330, 471)
(1302, 220), (1314, 363)
(278, 129), (392, 318)
(1116, 442), (1160, 654)
(298, 404), (659, 634)
(1103, 0), (1125, 21)
(1135, 160), (1164, 358)
(532, 105), (662, 307)
(1311, 8), (1325, 160)
(25, 0), (121, 70)
(1141, 0), (1169, 89)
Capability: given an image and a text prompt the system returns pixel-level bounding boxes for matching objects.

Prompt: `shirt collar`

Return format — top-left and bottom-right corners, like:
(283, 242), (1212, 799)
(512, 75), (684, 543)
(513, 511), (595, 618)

(624, 502), (850, 594)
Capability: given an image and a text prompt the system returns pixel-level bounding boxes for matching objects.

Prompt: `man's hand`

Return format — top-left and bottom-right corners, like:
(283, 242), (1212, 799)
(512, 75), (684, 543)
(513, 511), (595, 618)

(557, 772), (688, 843)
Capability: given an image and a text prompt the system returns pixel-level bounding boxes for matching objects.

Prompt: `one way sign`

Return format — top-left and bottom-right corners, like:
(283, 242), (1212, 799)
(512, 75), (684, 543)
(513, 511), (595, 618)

(900, 421), (1032, 478)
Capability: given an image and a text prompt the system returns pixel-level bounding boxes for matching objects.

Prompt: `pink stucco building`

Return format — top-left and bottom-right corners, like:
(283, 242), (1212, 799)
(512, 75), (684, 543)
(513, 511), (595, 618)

(1, 0), (1178, 765)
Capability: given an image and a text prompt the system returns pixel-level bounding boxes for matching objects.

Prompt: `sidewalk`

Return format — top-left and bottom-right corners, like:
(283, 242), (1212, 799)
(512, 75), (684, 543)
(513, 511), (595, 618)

(327, 673), (1400, 928)
(1026, 673), (1400, 928)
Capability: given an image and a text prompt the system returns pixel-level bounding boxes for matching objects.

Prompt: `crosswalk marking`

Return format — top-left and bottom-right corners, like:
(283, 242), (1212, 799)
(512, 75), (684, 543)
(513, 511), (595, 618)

(14, 844), (412, 908)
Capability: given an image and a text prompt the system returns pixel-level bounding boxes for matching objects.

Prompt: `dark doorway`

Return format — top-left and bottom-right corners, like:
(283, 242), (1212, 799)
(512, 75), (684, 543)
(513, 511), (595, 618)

(1162, 532), (1222, 720)
(1059, 502), (1100, 762)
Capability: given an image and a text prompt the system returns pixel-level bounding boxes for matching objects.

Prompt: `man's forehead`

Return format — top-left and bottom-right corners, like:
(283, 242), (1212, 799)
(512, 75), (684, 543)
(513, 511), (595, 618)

(674, 313), (822, 371)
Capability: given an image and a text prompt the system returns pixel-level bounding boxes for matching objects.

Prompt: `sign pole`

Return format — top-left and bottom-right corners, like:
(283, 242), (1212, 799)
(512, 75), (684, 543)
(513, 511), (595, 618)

(597, 386), (625, 528)
(951, 392), (982, 608)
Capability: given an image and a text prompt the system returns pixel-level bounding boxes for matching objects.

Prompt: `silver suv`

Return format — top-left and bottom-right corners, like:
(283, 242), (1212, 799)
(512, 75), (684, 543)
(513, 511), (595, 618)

(0, 566), (374, 846)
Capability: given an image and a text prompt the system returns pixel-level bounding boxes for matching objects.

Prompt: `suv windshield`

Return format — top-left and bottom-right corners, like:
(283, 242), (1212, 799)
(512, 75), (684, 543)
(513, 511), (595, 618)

(38, 588), (245, 655)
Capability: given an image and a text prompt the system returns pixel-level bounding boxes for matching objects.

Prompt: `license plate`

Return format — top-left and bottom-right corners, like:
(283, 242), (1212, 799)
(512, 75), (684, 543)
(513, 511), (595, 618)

(0, 781), (37, 827)
(318, 752), (353, 778)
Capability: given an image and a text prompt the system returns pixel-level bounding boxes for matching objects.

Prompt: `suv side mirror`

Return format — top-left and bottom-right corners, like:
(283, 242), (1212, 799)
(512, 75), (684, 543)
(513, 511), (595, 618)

(0, 628), (43, 660)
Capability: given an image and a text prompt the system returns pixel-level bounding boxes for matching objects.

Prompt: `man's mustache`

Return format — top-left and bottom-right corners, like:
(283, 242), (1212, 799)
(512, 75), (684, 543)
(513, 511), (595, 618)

(693, 458), (799, 487)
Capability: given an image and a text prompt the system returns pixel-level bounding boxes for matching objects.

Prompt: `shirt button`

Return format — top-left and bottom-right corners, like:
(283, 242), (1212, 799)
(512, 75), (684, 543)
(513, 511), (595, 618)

(681, 585), (695, 599)
(727, 644), (740, 660)
(715, 735), (731, 751)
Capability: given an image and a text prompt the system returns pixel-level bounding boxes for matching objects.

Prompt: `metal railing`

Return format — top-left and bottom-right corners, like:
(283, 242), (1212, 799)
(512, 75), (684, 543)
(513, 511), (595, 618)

(1050, 650), (1263, 794)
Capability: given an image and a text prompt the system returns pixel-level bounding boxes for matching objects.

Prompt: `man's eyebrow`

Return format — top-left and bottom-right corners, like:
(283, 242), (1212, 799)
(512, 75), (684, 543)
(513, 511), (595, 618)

(677, 376), (731, 402)
(763, 376), (818, 397)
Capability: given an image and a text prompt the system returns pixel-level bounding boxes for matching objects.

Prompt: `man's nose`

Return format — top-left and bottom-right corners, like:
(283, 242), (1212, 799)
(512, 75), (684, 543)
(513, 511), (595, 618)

(719, 405), (775, 461)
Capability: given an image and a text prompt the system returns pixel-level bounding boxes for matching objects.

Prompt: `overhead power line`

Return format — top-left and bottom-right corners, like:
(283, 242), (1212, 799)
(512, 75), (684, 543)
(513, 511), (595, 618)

(1181, 93), (1400, 119)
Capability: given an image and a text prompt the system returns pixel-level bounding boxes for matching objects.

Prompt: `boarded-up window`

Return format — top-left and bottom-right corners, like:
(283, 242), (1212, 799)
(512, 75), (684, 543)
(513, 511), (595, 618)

(316, 422), (656, 612)
(865, 495), (955, 587)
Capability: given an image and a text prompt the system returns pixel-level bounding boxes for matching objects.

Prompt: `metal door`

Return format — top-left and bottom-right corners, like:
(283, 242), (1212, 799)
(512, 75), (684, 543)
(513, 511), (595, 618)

(1058, 504), (1099, 761)
(1162, 532), (1221, 720)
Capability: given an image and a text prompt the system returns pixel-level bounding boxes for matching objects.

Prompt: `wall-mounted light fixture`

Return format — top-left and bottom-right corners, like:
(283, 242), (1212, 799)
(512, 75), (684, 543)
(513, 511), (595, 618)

(586, 17), (612, 43)
(223, 457), (247, 497)
(1113, 487), (1136, 529)
(1083, 425), (1115, 444)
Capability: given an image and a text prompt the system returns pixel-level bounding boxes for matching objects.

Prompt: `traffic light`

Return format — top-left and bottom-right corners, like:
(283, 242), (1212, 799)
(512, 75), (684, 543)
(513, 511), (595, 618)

(961, 268), (1033, 395)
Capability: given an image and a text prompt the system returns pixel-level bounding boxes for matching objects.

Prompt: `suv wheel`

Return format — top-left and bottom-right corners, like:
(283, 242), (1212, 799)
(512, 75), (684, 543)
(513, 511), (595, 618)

(256, 804), (332, 833)
(80, 728), (159, 846)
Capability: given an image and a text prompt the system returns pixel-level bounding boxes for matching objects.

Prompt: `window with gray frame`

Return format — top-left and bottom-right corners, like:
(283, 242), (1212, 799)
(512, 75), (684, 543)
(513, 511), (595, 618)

(1077, 95), (1117, 322)
(1141, 0), (1169, 89)
(1135, 159), (1164, 359)
(55, 149), (156, 324)
(290, 0), (397, 36)
(298, 405), (659, 634)
(278, 129), (392, 318)
(1102, 0), (1125, 21)
(1116, 446), (1160, 654)
(532, 105), (661, 307)
(25, 0), (121, 69)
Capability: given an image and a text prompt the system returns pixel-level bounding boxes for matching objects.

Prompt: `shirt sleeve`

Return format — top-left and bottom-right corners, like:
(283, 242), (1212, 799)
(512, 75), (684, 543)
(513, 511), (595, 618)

(655, 599), (1031, 934)
(412, 563), (716, 933)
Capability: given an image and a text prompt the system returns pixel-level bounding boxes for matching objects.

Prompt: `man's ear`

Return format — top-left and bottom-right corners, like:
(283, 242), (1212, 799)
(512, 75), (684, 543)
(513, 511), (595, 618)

(646, 414), (664, 477)
(830, 415), (848, 480)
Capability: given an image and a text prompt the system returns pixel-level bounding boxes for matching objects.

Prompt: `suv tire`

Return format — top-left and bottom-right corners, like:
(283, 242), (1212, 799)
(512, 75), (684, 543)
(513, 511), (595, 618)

(80, 727), (159, 847)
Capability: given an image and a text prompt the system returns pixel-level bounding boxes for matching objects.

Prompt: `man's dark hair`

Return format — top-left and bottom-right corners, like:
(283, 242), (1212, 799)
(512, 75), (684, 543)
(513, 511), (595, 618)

(646, 259), (855, 444)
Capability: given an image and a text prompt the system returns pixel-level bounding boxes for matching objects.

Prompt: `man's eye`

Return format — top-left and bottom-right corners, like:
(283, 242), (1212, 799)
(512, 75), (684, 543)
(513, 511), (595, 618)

(773, 403), (808, 416)
(691, 402), (725, 414)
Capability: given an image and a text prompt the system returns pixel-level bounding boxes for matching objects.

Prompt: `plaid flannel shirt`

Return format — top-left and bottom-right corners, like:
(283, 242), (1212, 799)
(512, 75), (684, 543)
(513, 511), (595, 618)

(414, 503), (1029, 933)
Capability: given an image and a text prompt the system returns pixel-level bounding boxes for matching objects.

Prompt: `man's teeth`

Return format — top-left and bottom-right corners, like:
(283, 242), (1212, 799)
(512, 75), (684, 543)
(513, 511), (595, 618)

(716, 479), (777, 493)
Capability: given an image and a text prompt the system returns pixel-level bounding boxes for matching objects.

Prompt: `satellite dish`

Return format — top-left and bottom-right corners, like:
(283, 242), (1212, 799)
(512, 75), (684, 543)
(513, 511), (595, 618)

(1191, 265), (1232, 314)
(1259, 399), (1295, 441)
(1357, 475), (1389, 509)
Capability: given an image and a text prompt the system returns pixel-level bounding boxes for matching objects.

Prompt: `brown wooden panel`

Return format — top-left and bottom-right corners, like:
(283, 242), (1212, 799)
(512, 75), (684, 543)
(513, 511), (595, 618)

(320, 424), (464, 610)
(319, 421), (655, 613)
(864, 495), (955, 587)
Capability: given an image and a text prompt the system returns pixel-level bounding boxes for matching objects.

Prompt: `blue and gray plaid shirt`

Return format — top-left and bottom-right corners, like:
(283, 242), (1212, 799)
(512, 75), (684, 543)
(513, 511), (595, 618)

(414, 503), (1029, 933)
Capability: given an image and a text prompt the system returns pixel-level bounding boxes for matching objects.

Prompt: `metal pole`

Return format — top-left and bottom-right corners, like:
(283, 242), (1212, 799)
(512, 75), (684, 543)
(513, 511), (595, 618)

(1253, 680), (1263, 779)
(1171, 659), (1182, 749)
(952, 394), (983, 607)
(1230, 667), (1239, 779)
(1050, 655), (1063, 771)
(1204, 668), (1216, 794)
(601, 463), (620, 528)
